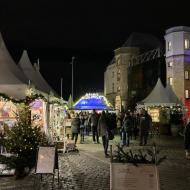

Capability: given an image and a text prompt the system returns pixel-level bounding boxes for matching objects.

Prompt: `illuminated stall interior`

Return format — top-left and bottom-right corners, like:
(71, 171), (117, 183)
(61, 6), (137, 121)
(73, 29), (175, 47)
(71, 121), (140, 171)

(137, 78), (183, 133)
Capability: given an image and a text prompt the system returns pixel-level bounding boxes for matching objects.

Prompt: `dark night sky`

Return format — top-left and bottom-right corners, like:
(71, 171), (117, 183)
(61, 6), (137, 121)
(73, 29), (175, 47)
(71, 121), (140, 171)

(0, 0), (189, 100)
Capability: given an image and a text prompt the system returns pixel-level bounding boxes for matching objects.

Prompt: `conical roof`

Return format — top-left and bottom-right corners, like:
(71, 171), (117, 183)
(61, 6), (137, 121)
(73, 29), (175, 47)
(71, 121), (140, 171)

(0, 33), (28, 84)
(0, 32), (28, 99)
(141, 78), (177, 106)
(123, 32), (163, 53)
(18, 50), (57, 95)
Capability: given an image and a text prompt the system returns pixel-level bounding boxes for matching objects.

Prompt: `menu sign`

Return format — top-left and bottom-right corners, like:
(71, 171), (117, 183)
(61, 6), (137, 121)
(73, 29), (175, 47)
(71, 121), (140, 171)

(110, 163), (160, 190)
(36, 146), (55, 174)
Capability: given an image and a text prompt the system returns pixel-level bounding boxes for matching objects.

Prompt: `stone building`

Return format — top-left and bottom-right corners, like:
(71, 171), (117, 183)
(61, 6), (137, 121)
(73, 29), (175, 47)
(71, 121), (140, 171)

(104, 33), (162, 111)
(165, 26), (190, 115)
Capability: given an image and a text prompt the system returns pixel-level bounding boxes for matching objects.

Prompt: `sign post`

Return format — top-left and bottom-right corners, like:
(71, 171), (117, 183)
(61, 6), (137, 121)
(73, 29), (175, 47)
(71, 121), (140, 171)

(35, 146), (59, 188)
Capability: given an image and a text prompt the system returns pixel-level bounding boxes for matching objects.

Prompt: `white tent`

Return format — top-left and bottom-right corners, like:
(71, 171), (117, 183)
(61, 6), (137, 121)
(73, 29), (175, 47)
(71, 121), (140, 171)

(0, 33), (28, 99)
(18, 50), (57, 96)
(139, 78), (179, 106)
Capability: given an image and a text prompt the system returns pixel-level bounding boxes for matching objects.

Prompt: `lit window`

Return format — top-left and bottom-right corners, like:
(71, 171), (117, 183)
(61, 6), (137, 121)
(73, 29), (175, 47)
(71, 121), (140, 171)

(185, 39), (190, 49)
(112, 72), (114, 78)
(112, 83), (114, 93)
(185, 90), (189, 98)
(117, 86), (121, 92)
(168, 41), (172, 51)
(168, 62), (173, 67)
(168, 77), (173, 85)
(185, 71), (189, 79)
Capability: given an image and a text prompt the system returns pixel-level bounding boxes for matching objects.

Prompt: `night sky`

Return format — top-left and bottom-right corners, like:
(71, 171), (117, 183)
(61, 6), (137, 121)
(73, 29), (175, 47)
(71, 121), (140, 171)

(0, 0), (189, 100)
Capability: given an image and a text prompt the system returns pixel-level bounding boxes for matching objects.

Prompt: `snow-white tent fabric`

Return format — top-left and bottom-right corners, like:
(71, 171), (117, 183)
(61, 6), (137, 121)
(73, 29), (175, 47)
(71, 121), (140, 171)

(140, 78), (178, 106)
(18, 50), (57, 96)
(0, 33), (28, 99)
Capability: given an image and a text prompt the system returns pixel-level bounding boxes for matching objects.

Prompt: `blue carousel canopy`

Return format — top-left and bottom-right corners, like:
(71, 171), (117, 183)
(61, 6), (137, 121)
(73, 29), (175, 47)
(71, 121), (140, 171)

(74, 93), (114, 110)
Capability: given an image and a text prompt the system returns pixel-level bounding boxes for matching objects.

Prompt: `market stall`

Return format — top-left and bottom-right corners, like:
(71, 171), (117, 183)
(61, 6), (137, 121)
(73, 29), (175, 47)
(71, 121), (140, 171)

(137, 78), (184, 135)
(73, 93), (114, 110)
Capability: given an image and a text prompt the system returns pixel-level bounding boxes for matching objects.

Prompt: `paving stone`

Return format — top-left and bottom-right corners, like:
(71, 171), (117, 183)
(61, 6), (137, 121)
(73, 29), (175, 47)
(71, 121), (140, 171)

(0, 135), (190, 189)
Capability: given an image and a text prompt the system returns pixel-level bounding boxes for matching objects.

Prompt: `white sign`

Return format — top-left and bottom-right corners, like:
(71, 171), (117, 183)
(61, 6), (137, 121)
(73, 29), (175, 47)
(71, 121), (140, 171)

(36, 146), (55, 174)
(65, 119), (72, 127)
(110, 163), (160, 190)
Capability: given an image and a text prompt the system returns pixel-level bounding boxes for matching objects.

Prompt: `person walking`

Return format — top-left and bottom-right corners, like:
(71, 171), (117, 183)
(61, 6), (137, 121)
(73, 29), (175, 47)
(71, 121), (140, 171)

(98, 111), (109, 157)
(184, 119), (190, 159)
(80, 114), (85, 143)
(84, 114), (90, 136)
(0, 125), (5, 154)
(71, 113), (80, 145)
(121, 112), (133, 146)
(139, 110), (152, 146)
(133, 113), (140, 140)
(89, 109), (99, 144)
(116, 113), (122, 140)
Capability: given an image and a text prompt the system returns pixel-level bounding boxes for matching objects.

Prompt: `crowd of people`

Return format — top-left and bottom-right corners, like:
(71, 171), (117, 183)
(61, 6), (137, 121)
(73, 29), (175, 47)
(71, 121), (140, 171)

(67, 109), (153, 158)
(65, 108), (190, 160)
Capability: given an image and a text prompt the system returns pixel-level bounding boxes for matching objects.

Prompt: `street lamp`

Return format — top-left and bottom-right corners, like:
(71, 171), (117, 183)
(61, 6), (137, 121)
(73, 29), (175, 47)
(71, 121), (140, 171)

(71, 56), (75, 101)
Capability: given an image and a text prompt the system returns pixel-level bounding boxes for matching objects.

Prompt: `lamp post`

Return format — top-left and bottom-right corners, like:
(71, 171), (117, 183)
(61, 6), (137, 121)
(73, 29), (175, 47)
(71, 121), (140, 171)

(60, 77), (63, 99)
(71, 56), (75, 102)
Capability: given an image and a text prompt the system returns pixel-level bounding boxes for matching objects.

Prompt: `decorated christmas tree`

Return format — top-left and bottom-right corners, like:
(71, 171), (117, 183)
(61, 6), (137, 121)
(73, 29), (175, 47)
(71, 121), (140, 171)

(0, 102), (48, 178)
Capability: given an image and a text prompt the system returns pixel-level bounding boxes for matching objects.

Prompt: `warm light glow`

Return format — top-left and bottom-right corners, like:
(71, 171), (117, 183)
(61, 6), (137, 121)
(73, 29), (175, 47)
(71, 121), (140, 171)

(168, 41), (172, 51)
(168, 77), (173, 85)
(40, 154), (44, 159)
(185, 39), (190, 49)
(185, 71), (189, 80)
(148, 108), (160, 122)
(185, 90), (189, 98)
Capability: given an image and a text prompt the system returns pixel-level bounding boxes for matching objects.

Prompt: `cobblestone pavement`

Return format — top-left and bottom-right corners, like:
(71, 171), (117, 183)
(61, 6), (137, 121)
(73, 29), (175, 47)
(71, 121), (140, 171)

(0, 135), (190, 190)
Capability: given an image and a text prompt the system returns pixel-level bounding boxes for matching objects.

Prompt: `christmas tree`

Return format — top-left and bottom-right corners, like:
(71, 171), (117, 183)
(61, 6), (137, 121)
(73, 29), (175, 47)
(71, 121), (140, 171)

(1, 102), (48, 178)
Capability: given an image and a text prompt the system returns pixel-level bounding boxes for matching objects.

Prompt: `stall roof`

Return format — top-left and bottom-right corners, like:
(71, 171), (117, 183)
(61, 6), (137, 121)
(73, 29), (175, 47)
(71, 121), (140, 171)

(140, 78), (179, 106)
(18, 50), (57, 96)
(74, 93), (114, 110)
(0, 33), (28, 99)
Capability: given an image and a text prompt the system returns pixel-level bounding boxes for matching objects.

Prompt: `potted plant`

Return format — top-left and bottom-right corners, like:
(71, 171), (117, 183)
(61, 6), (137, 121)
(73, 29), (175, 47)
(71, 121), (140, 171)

(110, 144), (166, 190)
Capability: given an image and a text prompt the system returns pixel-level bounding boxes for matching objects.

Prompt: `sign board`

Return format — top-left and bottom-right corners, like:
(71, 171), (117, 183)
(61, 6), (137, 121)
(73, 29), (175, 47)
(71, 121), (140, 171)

(36, 146), (56, 174)
(110, 163), (160, 190)
(65, 119), (72, 127)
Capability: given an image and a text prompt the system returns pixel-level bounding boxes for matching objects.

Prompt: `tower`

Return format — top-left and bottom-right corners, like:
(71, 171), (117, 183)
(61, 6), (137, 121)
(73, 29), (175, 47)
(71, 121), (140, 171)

(165, 26), (190, 113)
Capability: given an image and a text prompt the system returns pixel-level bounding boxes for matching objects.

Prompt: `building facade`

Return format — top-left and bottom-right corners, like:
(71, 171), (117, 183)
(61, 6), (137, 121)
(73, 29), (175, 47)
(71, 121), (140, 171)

(104, 33), (162, 111)
(104, 47), (139, 111)
(165, 26), (190, 115)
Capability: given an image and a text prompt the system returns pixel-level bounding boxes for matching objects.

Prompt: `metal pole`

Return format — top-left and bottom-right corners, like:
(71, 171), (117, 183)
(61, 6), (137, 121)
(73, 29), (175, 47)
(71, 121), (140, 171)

(71, 56), (75, 102)
(61, 78), (63, 99)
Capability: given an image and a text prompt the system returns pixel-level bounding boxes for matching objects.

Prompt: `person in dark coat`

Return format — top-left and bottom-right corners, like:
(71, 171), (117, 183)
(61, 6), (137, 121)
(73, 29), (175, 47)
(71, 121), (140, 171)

(116, 113), (122, 139)
(98, 111), (109, 157)
(184, 120), (190, 159)
(89, 109), (99, 143)
(139, 110), (152, 146)
(121, 112), (133, 146)
(71, 113), (80, 144)
(132, 113), (140, 140)
(80, 114), (85, 143)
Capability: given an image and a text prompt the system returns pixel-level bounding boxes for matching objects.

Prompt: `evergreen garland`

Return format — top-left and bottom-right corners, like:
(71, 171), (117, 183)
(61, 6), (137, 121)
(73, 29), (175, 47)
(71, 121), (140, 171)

(112, 144), (166, 166)
(0, 92), (63, 105)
